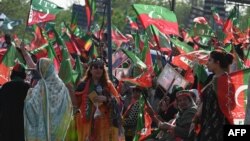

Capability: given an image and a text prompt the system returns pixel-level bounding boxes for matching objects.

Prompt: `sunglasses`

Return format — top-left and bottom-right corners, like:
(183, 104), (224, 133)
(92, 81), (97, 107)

(92, 65), (104, 70)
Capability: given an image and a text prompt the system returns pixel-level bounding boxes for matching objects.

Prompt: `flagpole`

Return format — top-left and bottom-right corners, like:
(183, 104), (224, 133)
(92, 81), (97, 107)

(171, 0), (175, 12)
(107, 0), (113, 80)
(168, 0), (175, 64)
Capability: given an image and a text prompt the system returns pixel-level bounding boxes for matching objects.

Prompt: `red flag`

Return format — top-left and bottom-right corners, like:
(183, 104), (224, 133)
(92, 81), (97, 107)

(184, 68), (195, 85)
(126, 16), (139, 30)
(139, 105), (152, 141)
(112, 26), (130, 47)
(0, 63), (10, 85)
(30, 25), (48, 51)
(223, 7), (237, 44)
(0, 48), (7, 61)
(193, 17), (208, 24)
(85, 0), (96, 30)
(172, 50), (210, 71)
(27, 9), (56, 26)
(133, 4), (179, 36)
(27, 0), (62, 25)
(216, 68), (250, 124)
(122, 72), (152, 88)
(133, 96), (152, 141)
(62, 32), (81, 55)
(180, 28), (193, 43)
(223, 7), (236, 33)
(211, 7), (224, 26)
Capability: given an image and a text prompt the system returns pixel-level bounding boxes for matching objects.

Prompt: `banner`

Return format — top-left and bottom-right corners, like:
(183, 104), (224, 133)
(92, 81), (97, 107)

(157, 63), (189, 93)
(112, 50), (129, 70)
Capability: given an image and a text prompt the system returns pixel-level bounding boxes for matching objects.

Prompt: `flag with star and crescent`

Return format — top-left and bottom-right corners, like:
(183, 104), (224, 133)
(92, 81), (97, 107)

(215, 68), (250, 125)
(27, 0), (63, 25)
(0, 13), (22, 30)
(133, 4), (179, 36)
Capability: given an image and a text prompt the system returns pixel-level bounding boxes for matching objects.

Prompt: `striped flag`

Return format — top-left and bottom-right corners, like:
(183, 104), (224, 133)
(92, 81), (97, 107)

(28, 0), (62, 25)
(170, 37), (194, 54)
(133, 4), (179, 35)
(216, 68), (250, 125)
(126, 16), (139, 30)
(133, 95), (152, 141)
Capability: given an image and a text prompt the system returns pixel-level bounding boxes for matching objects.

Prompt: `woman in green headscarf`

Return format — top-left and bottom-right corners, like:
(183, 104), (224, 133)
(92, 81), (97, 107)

(24, 58), (73, 141)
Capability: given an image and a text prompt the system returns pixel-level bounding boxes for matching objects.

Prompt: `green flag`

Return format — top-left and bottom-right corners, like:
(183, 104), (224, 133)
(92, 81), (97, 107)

(141, 35), (149, 62)
(133, 95), (145, 141)
(147, 25), (171, 48)
(192, 23), (215, 37)
(223, 6), (238, 33)
(122, 48), (146, 70)
(193, 63), (208, 85)
(75, 55), (84, 84)
(1, 45), (25, 67)
(89, 45), (98, 58)
(32, 0), (62, 14)
(153, 61), (161, 76)
(224, 44), (232, 53)
(133, 95), (152, 141)
(133, 4), (179, 35)
(170, 37), (194, 54)
(1, 45), (17, 67)
(52, 27), (76, 83)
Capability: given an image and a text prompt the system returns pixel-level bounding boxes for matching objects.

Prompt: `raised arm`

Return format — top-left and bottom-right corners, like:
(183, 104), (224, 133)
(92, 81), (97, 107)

(15, 39), (36, 69)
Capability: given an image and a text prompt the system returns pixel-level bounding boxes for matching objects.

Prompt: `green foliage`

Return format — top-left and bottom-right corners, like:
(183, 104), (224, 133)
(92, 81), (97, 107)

(0, 0), (30, 36)
(238, 7), (250, 31)
(0, 0), (71, 40)
(54, 10), (72, 31)
(175, 1), (192, 25)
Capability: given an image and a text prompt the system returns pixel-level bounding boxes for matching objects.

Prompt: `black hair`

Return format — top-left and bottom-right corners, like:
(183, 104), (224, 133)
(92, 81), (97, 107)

(210, 49), (234, 69)
(10, 70), (26, 80)
(234, 44), (244, 60)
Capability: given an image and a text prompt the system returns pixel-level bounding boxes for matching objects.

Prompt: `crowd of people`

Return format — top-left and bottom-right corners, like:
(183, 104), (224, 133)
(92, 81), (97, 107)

(1, 0), (250, 140)
(0, 32), (242, 141)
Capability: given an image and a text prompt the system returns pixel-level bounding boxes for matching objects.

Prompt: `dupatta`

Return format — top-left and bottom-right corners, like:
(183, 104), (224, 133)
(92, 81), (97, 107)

(24, 58), (73, 141)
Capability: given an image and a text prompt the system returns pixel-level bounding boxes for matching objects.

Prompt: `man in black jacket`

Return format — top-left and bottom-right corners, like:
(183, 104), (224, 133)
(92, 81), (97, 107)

(0, 63), (30, 141)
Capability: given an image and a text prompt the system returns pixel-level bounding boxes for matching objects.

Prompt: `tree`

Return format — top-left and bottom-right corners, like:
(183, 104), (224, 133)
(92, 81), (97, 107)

(175, 1), (192, 25)
(0, 0), (71, 40)
(240, 6), (250, 30)
(0, 0), (30, 36)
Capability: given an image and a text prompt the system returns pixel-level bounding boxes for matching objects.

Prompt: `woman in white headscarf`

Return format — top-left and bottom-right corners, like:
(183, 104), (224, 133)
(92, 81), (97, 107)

(24, 58), (73, 141)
